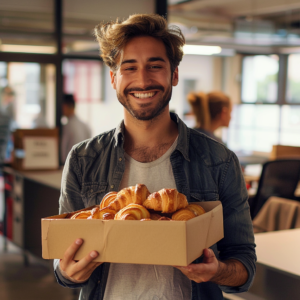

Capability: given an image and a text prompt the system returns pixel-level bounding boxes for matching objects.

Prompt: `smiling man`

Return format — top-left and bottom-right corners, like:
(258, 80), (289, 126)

(53, 14), (256, 300)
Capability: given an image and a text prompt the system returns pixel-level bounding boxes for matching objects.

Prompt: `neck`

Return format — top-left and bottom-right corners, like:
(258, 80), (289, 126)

(123, 108), (178, 162)
(208, 119), (223, 132)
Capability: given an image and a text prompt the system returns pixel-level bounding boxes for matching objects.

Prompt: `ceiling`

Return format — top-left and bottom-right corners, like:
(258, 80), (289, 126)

(1, 0), (300, 55)
(168, 0), (300, 53)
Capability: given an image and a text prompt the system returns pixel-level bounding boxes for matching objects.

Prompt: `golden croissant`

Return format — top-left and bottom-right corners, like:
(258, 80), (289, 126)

(87, 207), (117, 220)
(101, 184), (150, 212)
(70, 210), (92, 219)
(186, 203), (206, 216)
(100, 192), (118, 209)
(114, 204), (150, 220)
(171, 208), (196, 221)
(143, 188), (188, 213)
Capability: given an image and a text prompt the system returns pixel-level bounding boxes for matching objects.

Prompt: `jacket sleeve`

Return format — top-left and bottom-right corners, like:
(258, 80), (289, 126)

(53, 149), (89, 288)
(217, 152), (257, 293)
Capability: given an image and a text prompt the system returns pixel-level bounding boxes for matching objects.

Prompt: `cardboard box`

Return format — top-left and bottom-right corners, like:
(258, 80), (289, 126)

(12, 128), (59, 171)
(42, 201), (223, 266)
(270, 145), (300, 160)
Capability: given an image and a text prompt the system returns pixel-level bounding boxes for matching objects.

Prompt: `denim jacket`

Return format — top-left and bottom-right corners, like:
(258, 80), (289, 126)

(54, 112), (256, 300)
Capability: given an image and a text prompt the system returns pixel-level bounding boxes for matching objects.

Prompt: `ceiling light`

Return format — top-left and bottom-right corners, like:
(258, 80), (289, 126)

(183, 45), (222, 55)
(1, 44), (56, 54)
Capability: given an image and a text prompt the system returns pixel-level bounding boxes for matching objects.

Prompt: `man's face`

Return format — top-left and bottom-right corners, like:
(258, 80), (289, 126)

(110, 36), (178, 121)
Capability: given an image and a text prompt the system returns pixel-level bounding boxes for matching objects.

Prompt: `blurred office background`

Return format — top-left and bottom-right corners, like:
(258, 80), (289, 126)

(1, 1), (300, 299)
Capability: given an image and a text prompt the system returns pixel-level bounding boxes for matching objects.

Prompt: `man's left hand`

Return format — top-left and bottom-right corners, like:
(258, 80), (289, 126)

(174, 248), (220, 283)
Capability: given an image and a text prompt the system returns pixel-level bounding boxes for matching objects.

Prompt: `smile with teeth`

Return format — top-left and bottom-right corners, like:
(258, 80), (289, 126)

(132, 92), (156, 99)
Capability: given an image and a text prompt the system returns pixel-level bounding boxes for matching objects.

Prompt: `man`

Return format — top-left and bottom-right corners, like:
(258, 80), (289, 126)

(60, 94), (92, 163)
(54, 14), (256, 300)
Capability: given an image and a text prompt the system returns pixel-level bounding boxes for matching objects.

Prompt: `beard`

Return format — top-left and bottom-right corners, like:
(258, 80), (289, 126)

(116, 83), (172, 121)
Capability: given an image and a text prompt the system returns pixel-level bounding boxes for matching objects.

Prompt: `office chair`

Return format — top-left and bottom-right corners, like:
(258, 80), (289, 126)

(249, 159), (300, 220)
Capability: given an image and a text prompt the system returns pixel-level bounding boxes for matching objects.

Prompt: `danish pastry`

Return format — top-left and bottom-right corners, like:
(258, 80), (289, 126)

(143, 188), (188, 213)
(114, 204), (150, 220)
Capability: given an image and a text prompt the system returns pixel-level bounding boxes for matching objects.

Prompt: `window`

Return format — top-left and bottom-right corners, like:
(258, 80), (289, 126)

(286, 54), (300, 103)
(241, 55), (279, 103)
(227, 54), (300, 154)
(0, 62), (56, 129)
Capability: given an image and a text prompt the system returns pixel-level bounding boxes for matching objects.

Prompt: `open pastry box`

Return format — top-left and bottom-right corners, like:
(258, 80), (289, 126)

(41, 201), (223, 266)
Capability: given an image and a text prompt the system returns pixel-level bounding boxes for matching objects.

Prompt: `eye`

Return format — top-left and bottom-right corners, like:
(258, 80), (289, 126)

(125, 67), (136, 71)
(149, 65), (162, 69)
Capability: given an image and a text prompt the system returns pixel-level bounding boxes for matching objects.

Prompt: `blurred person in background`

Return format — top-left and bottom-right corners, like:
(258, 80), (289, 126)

(61, 94), (92, 163)
(0, 85), (18, 130)
(187, 91), (232, 144)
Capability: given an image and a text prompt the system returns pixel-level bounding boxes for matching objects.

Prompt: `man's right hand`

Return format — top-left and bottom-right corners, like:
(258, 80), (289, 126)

(59, 238), (102, 283)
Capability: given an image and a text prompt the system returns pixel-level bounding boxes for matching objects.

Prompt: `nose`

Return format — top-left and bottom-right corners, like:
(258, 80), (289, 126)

(136, 68), (152, 89)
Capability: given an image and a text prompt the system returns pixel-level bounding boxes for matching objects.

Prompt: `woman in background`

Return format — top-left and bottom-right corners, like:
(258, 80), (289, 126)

(187, 91), (232, 144)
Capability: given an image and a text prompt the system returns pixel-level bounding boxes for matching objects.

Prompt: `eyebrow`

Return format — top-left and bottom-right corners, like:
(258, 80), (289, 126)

(121, 57), (167, 65)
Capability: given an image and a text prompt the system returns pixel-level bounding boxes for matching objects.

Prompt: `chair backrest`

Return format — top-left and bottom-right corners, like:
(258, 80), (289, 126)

(251, 159), (300, 219)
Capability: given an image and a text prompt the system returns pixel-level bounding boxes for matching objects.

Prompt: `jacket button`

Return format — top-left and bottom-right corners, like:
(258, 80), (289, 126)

(90, 189), (93, 193)
(119, 158), (122, 161)
(111, 185), (114, 189)
(98, 280), (101, 284)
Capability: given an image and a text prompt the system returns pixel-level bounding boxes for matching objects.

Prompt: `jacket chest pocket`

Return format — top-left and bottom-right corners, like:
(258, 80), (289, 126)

(190, 190), (219, 203)
(81, 182), (108, 208)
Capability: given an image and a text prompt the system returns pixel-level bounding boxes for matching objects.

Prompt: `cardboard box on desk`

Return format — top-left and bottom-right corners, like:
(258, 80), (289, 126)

(12, 128), (59, 171)
(41, 201), (223, 266)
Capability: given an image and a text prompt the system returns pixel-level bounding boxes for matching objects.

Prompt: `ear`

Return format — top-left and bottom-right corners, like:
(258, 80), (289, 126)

(110, 70), (117, 90)
(172, 67), (179, 86)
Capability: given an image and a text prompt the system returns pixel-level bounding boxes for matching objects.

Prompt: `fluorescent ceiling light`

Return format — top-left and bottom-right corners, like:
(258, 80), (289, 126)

(1, 44), (56, 54)
(183, 45), (222, 55)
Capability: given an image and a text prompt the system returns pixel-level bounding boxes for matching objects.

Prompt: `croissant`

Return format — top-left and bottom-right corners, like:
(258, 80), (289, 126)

(186, 203), (206, 216)
(114, 204), (150, 220)
(158, 216), (172, 221)
(70, 210), (92, 219)
(150, 213), (163, 220)
(143, 188), (188, 213)
(100, 192), (118, 209)
(102, 213), (115, 220)
(104, 184), (150, 212)
(171, 208), (196, 221)
(87, 207), (117, 220)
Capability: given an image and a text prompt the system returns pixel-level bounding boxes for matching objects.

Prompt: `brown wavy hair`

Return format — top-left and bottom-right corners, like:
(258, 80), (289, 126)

(187, 91), (231, 129)
(94, 14), (185, 74)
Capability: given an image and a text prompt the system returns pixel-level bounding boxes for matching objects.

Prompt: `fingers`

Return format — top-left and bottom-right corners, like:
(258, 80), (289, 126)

(61, 239), (83, 269)
(203, 248), (216, 263)
(71, 251), (100, 275)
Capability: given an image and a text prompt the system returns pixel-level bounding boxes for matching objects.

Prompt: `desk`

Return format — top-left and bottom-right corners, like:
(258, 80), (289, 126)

(3, 167), (63, 258)
(247, 229), (300, 299)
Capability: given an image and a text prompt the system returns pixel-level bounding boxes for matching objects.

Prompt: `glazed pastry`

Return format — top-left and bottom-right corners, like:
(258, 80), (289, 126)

(70, 210), (92, 219)
(143, 188), (188, 213)
(140, 218), (152, 221)
(186, 203), (206, 216)
(100, 191), (118, 209)
(102, 184), (150, 212)
(87, 207), (116, 220)
(114, 204), (151, 220)
(171, 208), (196, 221)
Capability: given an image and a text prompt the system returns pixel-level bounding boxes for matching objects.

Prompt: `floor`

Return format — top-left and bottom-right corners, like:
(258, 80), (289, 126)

(0, 234), (80, 300)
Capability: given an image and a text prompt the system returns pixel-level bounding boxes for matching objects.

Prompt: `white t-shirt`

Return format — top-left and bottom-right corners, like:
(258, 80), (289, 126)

(103, 137), (192, 300)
